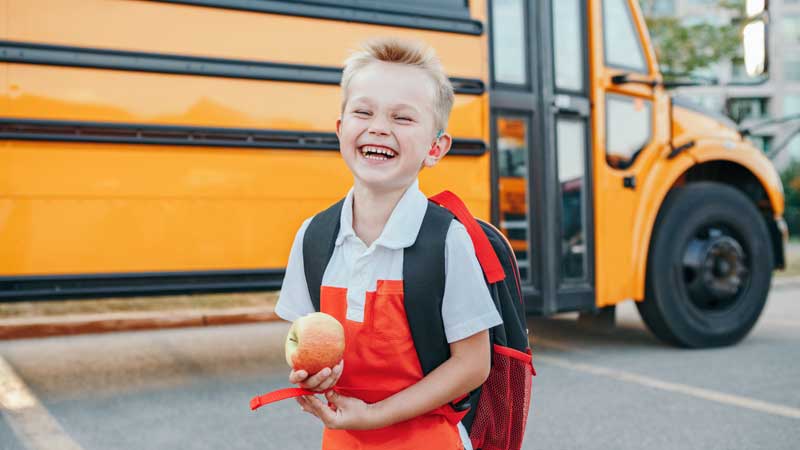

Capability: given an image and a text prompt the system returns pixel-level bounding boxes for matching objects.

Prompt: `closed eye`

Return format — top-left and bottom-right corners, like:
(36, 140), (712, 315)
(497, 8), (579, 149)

(395, 116), (413, 122)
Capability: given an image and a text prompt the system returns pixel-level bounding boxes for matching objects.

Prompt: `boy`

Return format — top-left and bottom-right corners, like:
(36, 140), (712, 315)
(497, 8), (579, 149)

(274, 37), (502, 450)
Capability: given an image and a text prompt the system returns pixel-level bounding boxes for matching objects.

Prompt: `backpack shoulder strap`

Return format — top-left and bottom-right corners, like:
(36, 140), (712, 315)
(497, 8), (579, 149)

(430, 191), (505, 283)
(404, 201), (454, 376)
(303, 199), (345, 312)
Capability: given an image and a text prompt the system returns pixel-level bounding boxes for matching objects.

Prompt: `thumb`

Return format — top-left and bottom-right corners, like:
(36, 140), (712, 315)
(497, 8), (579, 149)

(325, 390), (344, 407)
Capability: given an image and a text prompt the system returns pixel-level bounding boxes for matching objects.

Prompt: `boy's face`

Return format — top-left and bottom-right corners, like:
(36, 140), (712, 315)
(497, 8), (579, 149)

(336, 61), (451, 194)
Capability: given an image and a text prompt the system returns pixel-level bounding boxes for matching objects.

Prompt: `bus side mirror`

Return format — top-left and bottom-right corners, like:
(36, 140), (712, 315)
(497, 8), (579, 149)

(743, 0), (768, 77)
(745, 0), (765, 17)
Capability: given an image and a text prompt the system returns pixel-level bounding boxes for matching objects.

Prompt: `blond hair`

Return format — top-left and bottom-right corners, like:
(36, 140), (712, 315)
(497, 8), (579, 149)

(340, 37), (454, 133)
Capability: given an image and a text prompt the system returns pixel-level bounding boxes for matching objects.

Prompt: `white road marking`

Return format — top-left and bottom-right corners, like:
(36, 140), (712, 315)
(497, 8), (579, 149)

(534, 352), (800, 420)
(0, 356), (84, 450)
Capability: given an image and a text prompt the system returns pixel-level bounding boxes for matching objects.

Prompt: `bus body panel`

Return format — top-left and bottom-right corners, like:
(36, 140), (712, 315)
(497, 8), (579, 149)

(1, 64), (484, 138)
(670, 105), (784, 217)
(686, 148), (784, 216)
(621, 106), (785, 305)
(591, 102), (785, 308)
(1, 0), (491, 281)
(7, 0), (484, 79)
(0, 139), (490, 275)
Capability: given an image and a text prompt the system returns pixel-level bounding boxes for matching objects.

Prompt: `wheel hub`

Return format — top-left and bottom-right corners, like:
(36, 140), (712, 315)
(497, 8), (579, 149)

(682, 230), (749, 311)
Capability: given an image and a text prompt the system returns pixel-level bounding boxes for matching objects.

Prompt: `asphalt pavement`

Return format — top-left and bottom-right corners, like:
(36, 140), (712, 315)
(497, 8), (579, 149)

(1, 287), (799, 450)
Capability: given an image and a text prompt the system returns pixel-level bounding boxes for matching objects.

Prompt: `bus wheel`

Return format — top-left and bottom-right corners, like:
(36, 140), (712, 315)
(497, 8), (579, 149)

(637, 182), (773, 348)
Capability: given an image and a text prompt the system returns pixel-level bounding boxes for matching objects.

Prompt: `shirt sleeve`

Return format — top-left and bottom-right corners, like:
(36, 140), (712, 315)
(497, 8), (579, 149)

(441, 221), (503, 343)
(274, 218), (315, 322)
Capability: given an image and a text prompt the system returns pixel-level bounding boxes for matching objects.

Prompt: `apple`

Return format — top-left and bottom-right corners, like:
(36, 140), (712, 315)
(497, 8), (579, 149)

(285, 312), (345, 375)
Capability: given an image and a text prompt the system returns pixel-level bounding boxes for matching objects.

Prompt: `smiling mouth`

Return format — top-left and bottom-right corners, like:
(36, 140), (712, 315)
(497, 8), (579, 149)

(359, 145), (397, 161)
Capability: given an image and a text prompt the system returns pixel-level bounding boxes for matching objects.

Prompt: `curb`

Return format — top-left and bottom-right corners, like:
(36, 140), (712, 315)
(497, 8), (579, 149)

(773, 276), (800, 290)
(0, 307), (283, 340)
(2, 277), (798, 341)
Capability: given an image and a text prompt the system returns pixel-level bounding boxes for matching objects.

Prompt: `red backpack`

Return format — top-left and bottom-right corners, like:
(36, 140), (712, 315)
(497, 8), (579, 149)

(301, 190), (535, 450)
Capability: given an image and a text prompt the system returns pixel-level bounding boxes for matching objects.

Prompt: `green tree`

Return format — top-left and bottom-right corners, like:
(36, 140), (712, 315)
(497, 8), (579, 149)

(780, 160), (800, 236)
(638, 0), (743, 79)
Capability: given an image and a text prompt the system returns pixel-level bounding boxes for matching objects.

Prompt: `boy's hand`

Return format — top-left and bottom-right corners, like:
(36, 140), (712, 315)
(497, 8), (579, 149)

(289, 359), (344, 392)
(298, 391), (384, 431)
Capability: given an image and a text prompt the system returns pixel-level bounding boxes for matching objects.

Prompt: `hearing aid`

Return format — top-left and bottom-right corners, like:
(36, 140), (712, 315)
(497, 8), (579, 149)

(428, 129), (444, 157)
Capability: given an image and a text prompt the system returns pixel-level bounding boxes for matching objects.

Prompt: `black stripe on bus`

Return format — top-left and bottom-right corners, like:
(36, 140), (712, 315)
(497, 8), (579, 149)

(0, 118), (488, 156)
(157, 0), (484, 35)
(0, 41), (485, 95)
(0, 269), (286, 301)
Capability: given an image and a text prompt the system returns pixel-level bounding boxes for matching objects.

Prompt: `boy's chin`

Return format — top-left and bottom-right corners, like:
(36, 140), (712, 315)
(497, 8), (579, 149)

(354, 173), (414, 194)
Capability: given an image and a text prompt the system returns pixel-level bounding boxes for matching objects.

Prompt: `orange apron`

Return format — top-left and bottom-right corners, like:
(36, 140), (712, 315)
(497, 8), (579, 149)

(321, 280), (466, 450)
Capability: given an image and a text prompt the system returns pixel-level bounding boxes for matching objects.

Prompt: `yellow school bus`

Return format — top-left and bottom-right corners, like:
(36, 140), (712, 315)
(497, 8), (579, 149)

(0, 0), (785, 347)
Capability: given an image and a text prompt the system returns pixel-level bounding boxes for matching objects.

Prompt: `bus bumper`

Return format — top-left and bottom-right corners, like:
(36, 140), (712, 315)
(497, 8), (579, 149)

(773, 216), (789, 270)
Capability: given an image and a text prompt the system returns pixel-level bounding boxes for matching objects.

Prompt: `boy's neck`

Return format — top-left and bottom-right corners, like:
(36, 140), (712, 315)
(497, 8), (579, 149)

(351, 182), (412, 248)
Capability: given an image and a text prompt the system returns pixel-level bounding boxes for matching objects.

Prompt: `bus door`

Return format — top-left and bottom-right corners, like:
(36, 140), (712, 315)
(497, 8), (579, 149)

(591, 0), (664, 308)
(489, 0), (595, 315)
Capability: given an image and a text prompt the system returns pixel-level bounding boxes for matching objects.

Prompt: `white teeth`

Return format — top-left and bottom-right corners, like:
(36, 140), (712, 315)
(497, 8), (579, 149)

(359, 145), (397, 159)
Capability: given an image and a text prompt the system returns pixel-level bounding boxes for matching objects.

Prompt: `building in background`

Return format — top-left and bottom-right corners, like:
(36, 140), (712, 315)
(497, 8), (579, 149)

(650, 0), (800, 169)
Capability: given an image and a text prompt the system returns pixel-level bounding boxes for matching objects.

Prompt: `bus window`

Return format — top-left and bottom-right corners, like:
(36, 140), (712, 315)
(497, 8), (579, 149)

(556, 118), (587, 281)
(552, 0), (585, 92)
(491, 0), (528, 86)
(496, 115), (531, 282)
(605, 94), (652, 169)
(308, 0), (471, 18)
(603, 0), (648, 73)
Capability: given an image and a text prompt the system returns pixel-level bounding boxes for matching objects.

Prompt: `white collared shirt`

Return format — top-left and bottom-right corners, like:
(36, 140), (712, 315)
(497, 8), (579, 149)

(275, 179), (502, 344)
(276, 180), (499, 449)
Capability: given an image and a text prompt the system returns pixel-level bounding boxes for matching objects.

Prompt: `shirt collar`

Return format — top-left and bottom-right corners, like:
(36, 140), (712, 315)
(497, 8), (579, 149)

(335, 179), (428, 250)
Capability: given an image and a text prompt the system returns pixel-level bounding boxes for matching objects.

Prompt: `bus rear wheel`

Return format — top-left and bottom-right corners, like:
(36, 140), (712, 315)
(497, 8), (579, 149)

(637, 182), (774, 348)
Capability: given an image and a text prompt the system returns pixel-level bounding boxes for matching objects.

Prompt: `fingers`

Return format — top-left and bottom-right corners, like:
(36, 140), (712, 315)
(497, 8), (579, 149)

(289, 369), (308, 384)
(292, 360), (344, 392)
(297, 395), (321, 416)
(315, 362), (344, 392)
(300, 360), (343, 391)
(305, 395), (338, 428)
(299, 366), (332, 390)
(296, 396), (309, 413)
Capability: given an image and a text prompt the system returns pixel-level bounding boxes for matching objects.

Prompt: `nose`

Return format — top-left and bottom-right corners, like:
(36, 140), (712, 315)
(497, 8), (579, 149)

(367, 115), (390, 136)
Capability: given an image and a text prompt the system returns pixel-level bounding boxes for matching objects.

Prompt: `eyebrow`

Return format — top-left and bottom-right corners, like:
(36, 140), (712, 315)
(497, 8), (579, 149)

(349, 96), (421, 114)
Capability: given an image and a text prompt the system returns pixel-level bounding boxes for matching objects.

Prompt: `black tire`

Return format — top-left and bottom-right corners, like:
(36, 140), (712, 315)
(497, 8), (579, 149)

(637, 182), (774, 348)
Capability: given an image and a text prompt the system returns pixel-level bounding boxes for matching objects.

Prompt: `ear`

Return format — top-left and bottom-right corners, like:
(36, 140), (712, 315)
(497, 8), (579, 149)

(335, 118), (342, 139)
(423, 132), (452, 168)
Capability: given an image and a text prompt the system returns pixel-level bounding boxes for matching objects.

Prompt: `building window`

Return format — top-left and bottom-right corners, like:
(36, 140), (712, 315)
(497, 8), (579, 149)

(785, 95), (800, 116)
(785, 59), (800, 82)
(789, 136), (800, 161)
(653, 0), (675, 15)
(749, 135), (773, 154)
(726, 97), (770, 123)
(783, 16), (800, 42)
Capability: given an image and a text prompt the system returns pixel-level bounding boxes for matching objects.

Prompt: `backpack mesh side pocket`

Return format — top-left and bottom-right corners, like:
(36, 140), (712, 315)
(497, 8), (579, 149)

(469, 344), (533, 450)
